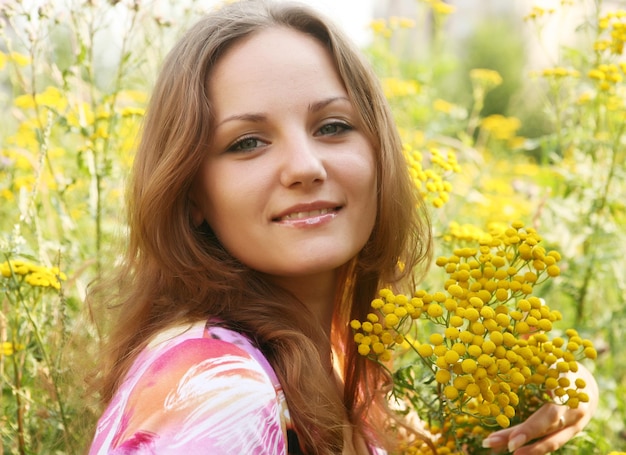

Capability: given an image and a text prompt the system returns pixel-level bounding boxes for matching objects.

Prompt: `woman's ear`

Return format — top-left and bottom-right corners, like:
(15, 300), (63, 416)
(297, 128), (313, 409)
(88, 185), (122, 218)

(188, 191), (206, 227)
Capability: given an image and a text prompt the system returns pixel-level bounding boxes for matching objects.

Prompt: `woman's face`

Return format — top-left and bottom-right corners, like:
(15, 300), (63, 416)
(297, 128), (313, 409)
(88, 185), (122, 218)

(192, 27), (377, 284)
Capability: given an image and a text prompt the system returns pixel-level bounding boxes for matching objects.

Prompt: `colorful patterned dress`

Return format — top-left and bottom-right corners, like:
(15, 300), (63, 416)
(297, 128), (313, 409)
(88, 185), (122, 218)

(89, 320), (387, 454)
(89, 321), (298, 454)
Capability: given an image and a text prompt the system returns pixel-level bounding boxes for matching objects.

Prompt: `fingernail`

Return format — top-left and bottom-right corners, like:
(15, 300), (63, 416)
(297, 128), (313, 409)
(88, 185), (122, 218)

(482, 435), (502, 448)
(508, 434), (527, 452)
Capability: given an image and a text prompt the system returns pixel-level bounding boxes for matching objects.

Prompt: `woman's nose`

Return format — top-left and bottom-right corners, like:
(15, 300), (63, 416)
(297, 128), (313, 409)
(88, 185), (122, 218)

(278, 135), (327, 188)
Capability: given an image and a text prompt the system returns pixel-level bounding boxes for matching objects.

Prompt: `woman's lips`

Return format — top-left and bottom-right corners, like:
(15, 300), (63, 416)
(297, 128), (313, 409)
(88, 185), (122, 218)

(273, 206), (342, 225)
(280, 207), (336, 221)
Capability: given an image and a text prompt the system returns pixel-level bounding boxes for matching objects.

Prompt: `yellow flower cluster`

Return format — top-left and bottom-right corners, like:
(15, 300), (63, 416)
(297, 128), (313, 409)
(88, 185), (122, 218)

(596, 11), (626, 55)
(538, 67), (580, 79)
(0, 259), (67, 290)
(419, 0), (456, 16)
(404, 145), (460, 208)
(14, 86), (68, 112)
(370, 17), (416, 38)
(382, 77), (421, 99)
(432, 99), (457, 115)
(587, 63), (626, 92)
(1, 85), (144, 199)
(524, 6), (556, 22)
(400, 414), (488, 455)
(13, 86), (146, 129)
(351, 222), (597, 453)
(469, 69), (502, 92)
(1, 341), (26, 357)
(480, 114), (522, 142)
(370, 20), (392, 38)
(0, 51), (31, 70)
(442, 222), (493, 244)
(370, 1), (453, 39)
(350, 289), (413, 361)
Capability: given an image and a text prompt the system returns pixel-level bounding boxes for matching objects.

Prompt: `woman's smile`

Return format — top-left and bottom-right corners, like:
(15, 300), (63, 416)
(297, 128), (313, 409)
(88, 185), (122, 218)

(272, 202), (342, 225)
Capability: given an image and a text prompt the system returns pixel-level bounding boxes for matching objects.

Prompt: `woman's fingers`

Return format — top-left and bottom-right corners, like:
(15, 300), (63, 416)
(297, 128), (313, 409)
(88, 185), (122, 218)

(482, 363), (599, 454)
(510, 425), (581, 455)
(482, 403), (569, 452)
(507, 404), (586, 454)
(481, 402), (589, 454)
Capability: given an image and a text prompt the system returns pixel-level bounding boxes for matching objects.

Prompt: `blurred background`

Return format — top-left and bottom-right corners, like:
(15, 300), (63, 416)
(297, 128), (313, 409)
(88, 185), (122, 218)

(0, 0), (624, 453)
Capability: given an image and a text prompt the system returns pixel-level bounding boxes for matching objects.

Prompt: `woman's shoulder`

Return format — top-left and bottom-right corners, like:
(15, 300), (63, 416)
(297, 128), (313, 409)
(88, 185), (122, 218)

(89, 320), (290, 454)
(137, 320), (281, 391)
(142, 320), (277, 379)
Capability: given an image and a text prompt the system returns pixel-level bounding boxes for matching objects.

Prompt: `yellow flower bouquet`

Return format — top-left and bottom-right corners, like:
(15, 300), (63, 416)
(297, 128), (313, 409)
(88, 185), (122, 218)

(351, 221), (597, 454)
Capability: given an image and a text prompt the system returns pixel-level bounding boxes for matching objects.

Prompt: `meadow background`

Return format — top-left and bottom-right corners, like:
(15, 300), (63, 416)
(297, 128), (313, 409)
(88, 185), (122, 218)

(0, 0), (624, 453)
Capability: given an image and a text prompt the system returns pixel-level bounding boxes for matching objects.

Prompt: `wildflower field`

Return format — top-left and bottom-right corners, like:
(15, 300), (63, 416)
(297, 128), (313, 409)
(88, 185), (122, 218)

(0, 0), (624, 453)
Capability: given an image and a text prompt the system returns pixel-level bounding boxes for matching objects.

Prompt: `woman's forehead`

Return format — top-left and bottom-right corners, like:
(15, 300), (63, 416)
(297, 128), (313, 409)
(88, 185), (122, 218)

(207, 28), (347, 117)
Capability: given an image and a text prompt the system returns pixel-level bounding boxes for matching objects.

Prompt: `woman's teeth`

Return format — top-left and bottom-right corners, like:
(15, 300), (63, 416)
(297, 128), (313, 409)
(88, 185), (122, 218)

(282, 208), (333, 220)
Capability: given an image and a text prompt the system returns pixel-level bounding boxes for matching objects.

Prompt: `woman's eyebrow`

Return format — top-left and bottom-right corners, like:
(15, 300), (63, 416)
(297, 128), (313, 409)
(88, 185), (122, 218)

(216, 97), (351, 128)
(216, 112), (267, 128)
(308, 96), (351, 113)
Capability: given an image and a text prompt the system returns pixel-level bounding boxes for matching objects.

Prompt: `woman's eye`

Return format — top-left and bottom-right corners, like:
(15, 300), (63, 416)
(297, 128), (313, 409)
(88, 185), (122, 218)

(317, 122), (352, 136)
(227, 137), (265, 152)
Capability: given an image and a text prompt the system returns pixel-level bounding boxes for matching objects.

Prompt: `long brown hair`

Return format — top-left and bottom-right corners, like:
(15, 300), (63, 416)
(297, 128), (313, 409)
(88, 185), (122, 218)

(89, 1), (432, 453)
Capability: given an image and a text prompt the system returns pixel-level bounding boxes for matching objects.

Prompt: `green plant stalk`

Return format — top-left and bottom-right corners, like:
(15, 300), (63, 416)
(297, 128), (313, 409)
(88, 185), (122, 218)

(466, 87), (485, 142)
(2, 16), (72, 238)
(0, 22), (72, 443)
(552, 81), (563, 165)
(3, 6), (68, 264)
(575, 130), (623, 323)
(94, 7), (140, 276)
(16, 293), (72, 453)
(0, 334), (3, 455)
(25, 113), (53, 265)
(3, 279), (27, 455)
(82, 8), (104, 277)
(64, 5), (106, 275)
(11, 349), (26, 455)
(68, 4), (140, 276)
(3, 259), (73, 453)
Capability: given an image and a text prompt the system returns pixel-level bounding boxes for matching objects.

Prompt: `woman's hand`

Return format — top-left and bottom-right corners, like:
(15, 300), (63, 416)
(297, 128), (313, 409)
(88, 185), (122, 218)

(481, 363), (598, 455)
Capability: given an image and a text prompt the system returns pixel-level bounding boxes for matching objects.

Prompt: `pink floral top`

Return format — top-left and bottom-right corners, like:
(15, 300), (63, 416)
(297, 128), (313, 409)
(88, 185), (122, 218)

(89, 320), (386, 454)
(89, 321), (295, 454)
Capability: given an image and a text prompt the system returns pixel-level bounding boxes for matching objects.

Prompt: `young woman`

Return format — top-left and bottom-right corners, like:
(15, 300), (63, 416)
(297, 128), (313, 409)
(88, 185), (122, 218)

(88, 1), (597, 454)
